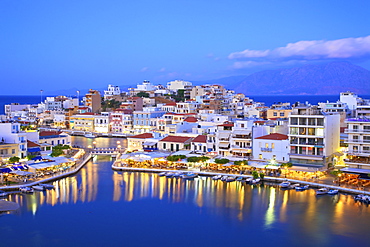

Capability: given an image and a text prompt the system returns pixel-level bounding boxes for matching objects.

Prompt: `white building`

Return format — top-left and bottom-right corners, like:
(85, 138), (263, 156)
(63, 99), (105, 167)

(104, 84), (121, 100)
(253, 133), (289, 162)
(94, 112), (110, 133)
(167, 80), (192, 91)
(288, 106), (340, 170)
(0, 122), (27, 159)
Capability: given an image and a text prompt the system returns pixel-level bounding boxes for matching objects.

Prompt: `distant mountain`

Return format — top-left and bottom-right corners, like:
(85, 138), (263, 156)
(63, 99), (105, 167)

(230, 62), (370, 95)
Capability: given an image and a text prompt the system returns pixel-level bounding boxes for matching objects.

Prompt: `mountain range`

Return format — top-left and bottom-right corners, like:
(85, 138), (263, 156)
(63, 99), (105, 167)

(211, 61), (370, 95)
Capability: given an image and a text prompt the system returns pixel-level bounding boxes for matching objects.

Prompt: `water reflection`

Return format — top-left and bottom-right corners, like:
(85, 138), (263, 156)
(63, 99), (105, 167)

(9, 159), (98, 215)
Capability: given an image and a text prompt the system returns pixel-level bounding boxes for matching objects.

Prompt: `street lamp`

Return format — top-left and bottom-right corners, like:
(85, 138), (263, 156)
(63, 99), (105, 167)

(93, 141), (97, 149)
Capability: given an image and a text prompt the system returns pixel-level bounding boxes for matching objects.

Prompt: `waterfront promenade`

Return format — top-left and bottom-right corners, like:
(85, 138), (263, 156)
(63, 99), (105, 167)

(0, 151), (93, 191)
(112, 162), (370, 196)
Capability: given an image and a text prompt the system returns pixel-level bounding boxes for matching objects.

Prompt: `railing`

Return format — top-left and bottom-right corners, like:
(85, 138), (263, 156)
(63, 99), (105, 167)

(261, 148), (272, 152)
(346, 139), (370, 143)
(346, 150), (370, 155)
(345, 129), (370, 133)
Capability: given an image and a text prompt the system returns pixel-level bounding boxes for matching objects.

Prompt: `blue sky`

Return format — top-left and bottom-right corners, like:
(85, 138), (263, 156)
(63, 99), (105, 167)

(1, 0), (370, 95)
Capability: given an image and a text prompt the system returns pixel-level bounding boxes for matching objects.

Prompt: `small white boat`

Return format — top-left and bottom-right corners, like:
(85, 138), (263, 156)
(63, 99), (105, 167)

(32, 185), (46, 191)
(39, 183), (54, 189)
(279, 181), (291, 188)
(289, 183), (300, 189)
(327, 189), (339, 195)
(315, 188), (329, 195)
(172, 172), (183, 178)
(158, 172), (167, 176)
(245, 177), (253, 183)
(20, 187), (34, 193)
(251, 178), (261, 184)
(225, 176), (236, 182)
(220, 175), (229, 181)
(295, 185), (309, 191)
(212, 175), (222, 180)
(236, 176), (244, 182)
(181, 173), (198, 179)
(0, 190), (8, 197)
(84, 132), (96, 138)
(165, 172), (175, 178)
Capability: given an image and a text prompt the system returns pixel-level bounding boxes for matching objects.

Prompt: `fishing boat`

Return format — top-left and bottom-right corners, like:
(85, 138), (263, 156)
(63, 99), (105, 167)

(32, 185), (46, 191)
(38, 183), (55, 189)
(172, 172), (183, 178)
(20, 187), (34, 193)
(289, 183), (300, 189)
(0, 190), (8, 197)
(212, 175), (222, 180)
(251, 178), (261, 184)
(279, 181), (291, 188)
(245, 177), (253, 184)
(295, 185), (309, 191)
(225, 176), (236, 182)
(315, 188), (329, 195)
(84, 132), (96, 138)
(354, 194), (370, 203)
(165, 172), (175, 178)
(158, 172), (167, 176)
(236, 176), (245, 182)
(181, 173), (198, 179)
(327, 189), (339, 195)
(220, 175), (229, 181)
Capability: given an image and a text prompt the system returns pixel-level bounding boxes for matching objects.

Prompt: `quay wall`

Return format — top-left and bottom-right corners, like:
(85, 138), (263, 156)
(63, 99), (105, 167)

(112, 165), (370, 196)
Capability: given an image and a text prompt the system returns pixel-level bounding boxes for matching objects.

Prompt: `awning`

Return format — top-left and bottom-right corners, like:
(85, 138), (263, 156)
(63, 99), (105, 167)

(0, 168), (12, 173)
(233, 130), (248, 135)
(219, 133), (230, 139)
(53, 157), (72, 164)
(29, 162), (59, 169)
(249, 162), (268, 169)
(219, 143), (230, 148)
(28, 147), (41, 152)
(32, 156), (43, 161)
(142, 142), (157, 146)
(11, 170), (34, 176)
(341, 167), (370, 174)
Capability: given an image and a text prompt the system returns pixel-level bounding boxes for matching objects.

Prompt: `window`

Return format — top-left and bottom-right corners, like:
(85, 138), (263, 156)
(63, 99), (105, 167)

(317, 118), (324, 126)
(12, 149), (15, 154)
(271, 143), (275, 149)
(290, 127), (298, 135)
(291, 117), (298, 125)
(265, 143), (269, 148)
(299, 118), (307, 125)
(280, 112), (285, 117)
(273, 112), (277, 116)
(163, 143), (166, 149)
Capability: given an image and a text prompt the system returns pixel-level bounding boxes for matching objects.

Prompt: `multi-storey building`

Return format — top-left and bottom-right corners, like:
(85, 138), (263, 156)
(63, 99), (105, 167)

(288, 105), (340, 170)
(69, 113), (96, 132)
(0, 122), (27, 159)
(84, 89), (101, 113)
(343, 118), (370, 172)
(253, 133), (289, 162)
(104, 84), (121, 100)
(109, 109), (133, 134)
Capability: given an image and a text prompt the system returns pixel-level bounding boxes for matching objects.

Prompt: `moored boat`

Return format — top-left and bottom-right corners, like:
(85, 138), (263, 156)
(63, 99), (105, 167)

(279, 181), (291, 188)
(165, 172), (175, 178)
(212, 175), (222, 180)
(0, 190), (8, 197)
(39, 183), (54, 189)
(236, 176), (245, 182)
(32, 185), (46, 191)
(327, 189), (339, 195)
(315, 188), (329, 195)
(158, 172), (167, 176)
(245, 177), (253, 184)
(289, 183), (300, 189)
(295, 185), (309, 191)
(181, 172), (198, 179)
(220, 175), (229, 181)
(225, 176), (236, 182)
(251, 178), (261, 184)
(20, 187), (34, 193)
(84, 132), (96, 138)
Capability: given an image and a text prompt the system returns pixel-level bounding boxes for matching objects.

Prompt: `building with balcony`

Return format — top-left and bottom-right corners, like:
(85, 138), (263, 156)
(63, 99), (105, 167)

(84, 89), (101, 113)
(343, 118), (370, 173)
(0, 122), (27, 159)
(253, 133), (289, 162)
(288, 106), (340, 170)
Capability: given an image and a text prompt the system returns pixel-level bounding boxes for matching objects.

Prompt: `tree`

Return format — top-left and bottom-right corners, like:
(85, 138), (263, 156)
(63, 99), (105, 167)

(136, 92), (150, 98)
(26, 154), (36, 161)
(234, 160), (248, 166)
(252, 170), (259, 179)
(167, 155), (186, 161)
(259, 173), (265, 179)
(8, 156), (20, 164)
(214, 158), (229, 164)
(187, 156), (210, 163)
(50, 144), (71, 157)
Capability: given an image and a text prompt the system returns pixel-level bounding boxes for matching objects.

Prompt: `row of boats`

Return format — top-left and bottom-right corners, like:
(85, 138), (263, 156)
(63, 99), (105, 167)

(19, 183), (55, 193)
(158, 172), (198, 179)
(279, 181), (339, 195)
(0, 183), (55, 197)
(212, 175), (261, 184)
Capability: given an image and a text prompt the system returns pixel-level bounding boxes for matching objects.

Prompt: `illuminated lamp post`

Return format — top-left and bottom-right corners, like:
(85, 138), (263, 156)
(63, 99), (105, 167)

(338, 173), (342, 186)
(93, 141), (97, 149)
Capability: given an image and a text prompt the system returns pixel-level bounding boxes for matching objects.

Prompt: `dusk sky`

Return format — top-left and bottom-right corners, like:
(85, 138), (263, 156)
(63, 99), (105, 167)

(1, 0), (370, 95)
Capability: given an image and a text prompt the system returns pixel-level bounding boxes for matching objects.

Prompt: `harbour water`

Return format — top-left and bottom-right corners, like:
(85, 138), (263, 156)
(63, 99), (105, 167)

(1, 137), (370, 246)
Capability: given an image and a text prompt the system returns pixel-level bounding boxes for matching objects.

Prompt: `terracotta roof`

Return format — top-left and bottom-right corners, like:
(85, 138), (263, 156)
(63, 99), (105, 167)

(79, 112), (95, 115)
(165, 113), (195, 116)
(27, 140), (40, 147)
(165, 102), (177, 106)
(184, 117), (198, 123)
(160, 135), (192, 143)
(255, 133), (288, 140)
(129, 133), (153, 139)
(39, 131), (62, 137)
(218, 123), (234, 127)
(191, 135), (207, 143)
(254, 121), (266, 124)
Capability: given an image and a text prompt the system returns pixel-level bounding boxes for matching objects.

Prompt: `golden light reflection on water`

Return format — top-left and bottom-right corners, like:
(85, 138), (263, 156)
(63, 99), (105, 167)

(9, 165), (370, 238)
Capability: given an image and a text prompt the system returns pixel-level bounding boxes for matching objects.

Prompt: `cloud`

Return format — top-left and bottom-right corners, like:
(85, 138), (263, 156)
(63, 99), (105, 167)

(159, 67), (166, 72)
(140, 67), (149, 72)
(228, 35), (370, 68)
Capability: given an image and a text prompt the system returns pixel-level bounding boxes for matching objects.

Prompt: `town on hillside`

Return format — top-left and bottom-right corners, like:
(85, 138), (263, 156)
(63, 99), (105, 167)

(1, 80), (370, 180)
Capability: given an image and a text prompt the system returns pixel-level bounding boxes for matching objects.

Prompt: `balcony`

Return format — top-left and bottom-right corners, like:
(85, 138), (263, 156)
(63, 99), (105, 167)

(346, 139), (370, 144)
(261, 148), (272, 152)
(344, 158), (370, 165)
(345, 129), (370, 134)
(346, 150), (370, 156)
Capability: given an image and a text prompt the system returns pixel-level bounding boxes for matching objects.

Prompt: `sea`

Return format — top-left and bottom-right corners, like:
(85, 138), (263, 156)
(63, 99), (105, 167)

(1, 136), (370, 246)
(2, 94), (370, 115)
